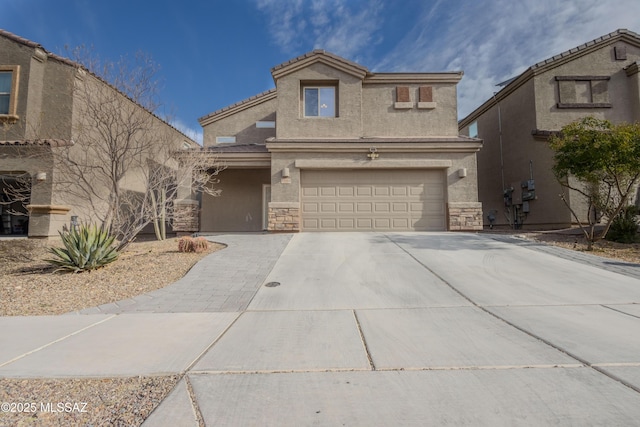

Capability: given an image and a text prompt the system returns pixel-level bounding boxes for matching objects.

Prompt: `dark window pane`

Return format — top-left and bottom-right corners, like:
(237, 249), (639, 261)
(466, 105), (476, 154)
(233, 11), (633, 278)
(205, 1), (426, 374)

(305, 88), (319, 116)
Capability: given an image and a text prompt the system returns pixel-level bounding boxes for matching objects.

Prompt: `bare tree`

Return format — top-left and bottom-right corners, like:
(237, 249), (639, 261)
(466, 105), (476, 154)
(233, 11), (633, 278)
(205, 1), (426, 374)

(1, 48), (223, 247)
(53, 49), (224, 250)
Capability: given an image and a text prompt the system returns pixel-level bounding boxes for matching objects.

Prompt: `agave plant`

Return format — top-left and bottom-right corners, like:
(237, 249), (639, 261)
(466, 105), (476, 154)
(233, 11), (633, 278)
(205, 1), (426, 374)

(47, 224), (119, 272)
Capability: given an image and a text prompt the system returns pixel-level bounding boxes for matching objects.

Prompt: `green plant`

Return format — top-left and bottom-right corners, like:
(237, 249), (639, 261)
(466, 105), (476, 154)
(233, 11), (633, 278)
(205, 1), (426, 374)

(177, 236), (209, 253)
(606, 205), (639, 243)
(47, 224), (119, 272)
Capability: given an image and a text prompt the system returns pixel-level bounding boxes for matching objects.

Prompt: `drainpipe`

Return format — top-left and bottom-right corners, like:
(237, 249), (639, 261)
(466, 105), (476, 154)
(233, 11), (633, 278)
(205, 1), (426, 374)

(493, 92), (506, 193)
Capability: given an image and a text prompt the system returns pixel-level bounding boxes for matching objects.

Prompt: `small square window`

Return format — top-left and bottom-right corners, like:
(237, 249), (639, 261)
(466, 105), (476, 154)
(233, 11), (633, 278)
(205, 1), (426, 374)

(304, 87), (335, 117)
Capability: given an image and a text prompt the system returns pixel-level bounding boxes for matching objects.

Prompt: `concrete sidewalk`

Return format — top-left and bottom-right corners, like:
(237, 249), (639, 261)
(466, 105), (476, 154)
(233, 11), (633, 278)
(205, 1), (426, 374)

(73, 233), (292, 314)
(1, 232), (640, 426)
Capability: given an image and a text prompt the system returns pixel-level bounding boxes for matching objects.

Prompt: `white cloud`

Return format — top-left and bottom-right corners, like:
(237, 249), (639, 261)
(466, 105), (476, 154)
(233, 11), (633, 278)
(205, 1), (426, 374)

(255, 0), (640, 119)
(255, 0), (384, 60)
(374, 0), (640, 119)
(171, 118), (203, 145)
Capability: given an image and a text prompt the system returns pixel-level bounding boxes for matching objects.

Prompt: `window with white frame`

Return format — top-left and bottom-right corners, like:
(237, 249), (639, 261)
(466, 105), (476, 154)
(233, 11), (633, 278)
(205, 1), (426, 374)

(303, 86), (336, 117)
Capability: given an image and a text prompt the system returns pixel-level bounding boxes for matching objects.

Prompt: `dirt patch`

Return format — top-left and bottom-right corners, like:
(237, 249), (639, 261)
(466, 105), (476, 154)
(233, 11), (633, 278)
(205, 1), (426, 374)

(510, 230), (640, 265)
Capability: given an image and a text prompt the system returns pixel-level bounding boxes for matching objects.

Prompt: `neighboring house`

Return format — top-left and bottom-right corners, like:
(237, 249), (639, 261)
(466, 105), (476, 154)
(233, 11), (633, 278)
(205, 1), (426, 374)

(0, 29), (197, 237)
(190, 50), (483, 233)
(459, 29), (640, 230)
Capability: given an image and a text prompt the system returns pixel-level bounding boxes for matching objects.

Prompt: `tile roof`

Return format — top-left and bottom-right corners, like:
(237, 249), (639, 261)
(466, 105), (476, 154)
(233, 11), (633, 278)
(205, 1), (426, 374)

(198, 89), (276, 124)
(460, 28), (640, 127)
(531, 28), (640, 70)
(0, 139), (73, 147)
(271, 49), (369, 75)
(205, 143), (269, 153)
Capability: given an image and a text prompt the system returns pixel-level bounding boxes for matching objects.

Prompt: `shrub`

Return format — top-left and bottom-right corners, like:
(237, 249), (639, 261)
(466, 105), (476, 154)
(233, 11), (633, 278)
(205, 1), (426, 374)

(606, 206), (639, 243)
(192, 237), (210, 253)
(178, 236), (210, 253)
(47, 224), (119, 273)
(178, 236), (192, 253)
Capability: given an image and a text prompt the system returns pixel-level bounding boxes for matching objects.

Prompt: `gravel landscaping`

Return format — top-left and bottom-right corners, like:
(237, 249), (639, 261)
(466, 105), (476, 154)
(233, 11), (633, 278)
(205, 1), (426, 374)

(0, 375), (181, 426)
(0, 236), (220, 426)
(0, 237), (224, 317)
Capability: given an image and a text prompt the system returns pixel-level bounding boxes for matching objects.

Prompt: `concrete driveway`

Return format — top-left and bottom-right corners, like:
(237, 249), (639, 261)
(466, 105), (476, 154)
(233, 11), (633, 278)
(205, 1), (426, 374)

(2, 232), (640, 426)
(188, 232), (640, 425)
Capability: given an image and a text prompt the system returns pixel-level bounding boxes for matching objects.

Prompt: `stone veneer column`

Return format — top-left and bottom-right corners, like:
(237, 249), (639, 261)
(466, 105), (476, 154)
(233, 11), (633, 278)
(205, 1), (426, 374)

(268, 202), (300, 232)
(173, 199), (200, 235)
(448, 202), (483, 231)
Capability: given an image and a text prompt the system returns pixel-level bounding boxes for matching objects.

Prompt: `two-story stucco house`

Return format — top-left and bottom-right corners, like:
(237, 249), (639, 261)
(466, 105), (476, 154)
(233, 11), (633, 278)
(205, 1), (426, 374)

(459, 29), (640, 230)
(191, 50), (483, 233)
(0, 29), (197, 237)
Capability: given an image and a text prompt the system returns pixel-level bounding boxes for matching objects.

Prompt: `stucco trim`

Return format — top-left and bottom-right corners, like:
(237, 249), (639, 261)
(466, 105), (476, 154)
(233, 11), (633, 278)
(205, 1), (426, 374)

(625, 62), (639, 76)
(268, 140), (482, 153)
(26, 205), (71, 215)
(198, 90), (277, 126)
(269, 202), (300, 209)
(214, 152), (271, 168)
(295, 159), (453, 169)
(365, 72), (463, 84)
(271, 50), (368, 80)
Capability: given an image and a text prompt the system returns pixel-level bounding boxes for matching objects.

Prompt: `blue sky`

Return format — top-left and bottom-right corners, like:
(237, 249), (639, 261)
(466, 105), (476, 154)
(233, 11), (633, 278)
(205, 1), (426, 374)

(2, 0), (639, 143)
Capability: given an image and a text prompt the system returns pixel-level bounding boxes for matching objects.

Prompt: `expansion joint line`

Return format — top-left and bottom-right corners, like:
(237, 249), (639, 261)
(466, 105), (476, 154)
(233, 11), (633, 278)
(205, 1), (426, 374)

(383, 234), (640, 395)
(352, 310), (376, 371)
(185, 375), (206, 427)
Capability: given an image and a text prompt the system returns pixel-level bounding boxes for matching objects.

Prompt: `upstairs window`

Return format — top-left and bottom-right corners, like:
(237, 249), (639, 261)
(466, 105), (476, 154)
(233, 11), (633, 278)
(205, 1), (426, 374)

(303, 86), (336, 117)
(556, 76), (611, 109)
(0, 66), (19, 118)
(468, 121), (478, 138)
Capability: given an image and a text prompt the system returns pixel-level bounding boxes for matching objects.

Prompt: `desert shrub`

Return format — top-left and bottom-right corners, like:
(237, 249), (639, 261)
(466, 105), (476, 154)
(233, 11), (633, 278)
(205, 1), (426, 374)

(178, 236), (210, 253)
(47, 224), (119, 272)
(178, 236), (192, 253)
(606, 206), (639, 243)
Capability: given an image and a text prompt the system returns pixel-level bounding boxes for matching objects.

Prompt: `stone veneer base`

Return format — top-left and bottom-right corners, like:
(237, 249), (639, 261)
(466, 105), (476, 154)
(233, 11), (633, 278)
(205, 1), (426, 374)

(448, 202), (483, 231)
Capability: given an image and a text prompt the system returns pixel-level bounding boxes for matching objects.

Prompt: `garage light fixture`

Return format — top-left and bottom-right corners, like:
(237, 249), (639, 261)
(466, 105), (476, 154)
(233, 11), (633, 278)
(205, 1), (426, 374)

(282, 167), (290, 178)
(367, 148), (379, 160)
(458, 168), (467, 178)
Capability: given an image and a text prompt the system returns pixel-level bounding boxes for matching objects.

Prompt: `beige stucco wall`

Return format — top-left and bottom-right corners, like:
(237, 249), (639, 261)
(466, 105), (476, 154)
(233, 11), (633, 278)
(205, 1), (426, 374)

(200, 168), (270, 232)
(628, 66), (640, 118)
(461, 78), (572, 229)
(0, 36), (78, 236)
(462, 38), (640, 229)
(201, 97), (277, 147)
(275, 62), (363, 139)
(362, 83), (459, 137)
(535, 42), (640, 131)
(2, 34), (195, 237)
(268, 148), (478, 206)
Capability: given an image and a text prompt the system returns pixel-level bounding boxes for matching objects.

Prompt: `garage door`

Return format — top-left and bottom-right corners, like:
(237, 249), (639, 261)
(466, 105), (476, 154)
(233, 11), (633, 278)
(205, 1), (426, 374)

(301, 169), (446, 231)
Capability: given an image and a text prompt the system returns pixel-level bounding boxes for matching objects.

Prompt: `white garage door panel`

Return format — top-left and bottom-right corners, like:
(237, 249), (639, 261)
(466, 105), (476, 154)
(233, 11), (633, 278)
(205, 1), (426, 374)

(301, 170), (446, 231)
